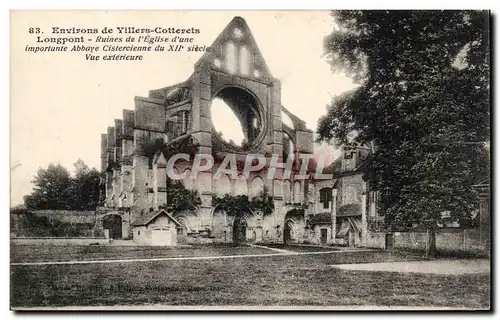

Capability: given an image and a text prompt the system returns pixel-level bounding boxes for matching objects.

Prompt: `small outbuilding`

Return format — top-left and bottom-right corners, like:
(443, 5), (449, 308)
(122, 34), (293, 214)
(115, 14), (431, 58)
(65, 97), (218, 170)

(131, 209), (181, 246)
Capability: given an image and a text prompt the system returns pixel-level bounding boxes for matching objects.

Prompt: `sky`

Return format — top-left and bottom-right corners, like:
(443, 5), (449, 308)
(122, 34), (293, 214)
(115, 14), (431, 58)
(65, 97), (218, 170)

(10, 11), (358, 206)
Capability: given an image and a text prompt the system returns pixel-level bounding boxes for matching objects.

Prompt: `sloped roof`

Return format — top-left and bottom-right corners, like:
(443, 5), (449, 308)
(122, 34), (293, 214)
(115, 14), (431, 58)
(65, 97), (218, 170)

(131, 209), (181, 227)
(323, 157), (343, 174)
(337, 203), (362, 217)
(309, 212), (332, 225)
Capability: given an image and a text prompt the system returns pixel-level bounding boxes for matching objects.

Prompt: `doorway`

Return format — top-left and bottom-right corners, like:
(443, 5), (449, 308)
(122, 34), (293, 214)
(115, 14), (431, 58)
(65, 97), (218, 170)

(284, 223), (292, 244)
(102, 215), (122, 239)
(232, 217), (247, 243)
(320, 229), (328, 245)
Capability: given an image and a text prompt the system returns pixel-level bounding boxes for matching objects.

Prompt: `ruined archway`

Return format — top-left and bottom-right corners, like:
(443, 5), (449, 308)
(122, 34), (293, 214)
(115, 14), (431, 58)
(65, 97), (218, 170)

(232, 215), (248, 244)
(98, 17), (315, 245)
(284, 220), (294, 245)
(102, 214), (122, 239)
(211, 205), (229, 240)
(172, 212), (194, 240)
(283, 208), (306, 244)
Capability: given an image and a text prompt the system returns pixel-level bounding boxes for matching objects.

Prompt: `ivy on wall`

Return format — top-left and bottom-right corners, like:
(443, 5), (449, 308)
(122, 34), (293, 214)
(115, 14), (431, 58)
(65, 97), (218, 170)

(212, 187), (274, 217)
(285, 203), (309, 220)
(160, 179), (201, 214)
(139, 135), (202, 214)
(138, 136), (199, 168)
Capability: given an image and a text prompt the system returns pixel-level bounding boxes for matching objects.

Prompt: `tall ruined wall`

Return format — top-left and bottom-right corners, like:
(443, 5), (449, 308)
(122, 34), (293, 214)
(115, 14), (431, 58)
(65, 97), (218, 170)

(98, 16), (315, 243)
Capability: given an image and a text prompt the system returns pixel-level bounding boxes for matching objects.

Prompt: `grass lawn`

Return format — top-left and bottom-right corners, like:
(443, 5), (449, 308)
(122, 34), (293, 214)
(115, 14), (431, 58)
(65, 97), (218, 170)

(10, 245), (490, 309)
(10, 243), (275, 263)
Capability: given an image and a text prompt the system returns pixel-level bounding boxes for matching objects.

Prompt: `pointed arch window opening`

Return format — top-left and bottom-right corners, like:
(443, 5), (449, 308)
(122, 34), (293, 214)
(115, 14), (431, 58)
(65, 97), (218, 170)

(240, 46), (250, 76)
(225, 42), (237, 74)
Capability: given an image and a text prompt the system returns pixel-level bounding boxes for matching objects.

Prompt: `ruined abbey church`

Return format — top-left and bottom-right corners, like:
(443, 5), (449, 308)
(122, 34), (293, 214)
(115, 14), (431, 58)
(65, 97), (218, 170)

(97, 16), (385, 246)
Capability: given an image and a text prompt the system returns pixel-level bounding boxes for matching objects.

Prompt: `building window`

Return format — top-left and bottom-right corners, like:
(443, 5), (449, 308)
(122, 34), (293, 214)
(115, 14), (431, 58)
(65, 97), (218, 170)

(225, 42), (236, 74)
(177, 227), (184, 235)
(319, 188), (332, 209)
(137, 230), (140, 235)
(240, 46), (250, 75)
(344, 152), (355, 159)
(166, 111), (190, 138)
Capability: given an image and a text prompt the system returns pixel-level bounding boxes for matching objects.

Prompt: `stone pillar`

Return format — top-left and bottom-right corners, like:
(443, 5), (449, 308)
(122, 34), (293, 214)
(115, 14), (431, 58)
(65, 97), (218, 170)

(361, 185), (368, 243)
(269, 79), (283, 156)
(331, 188), (338, 243)
(152, 153), (167, 211)
(105, 126), (116, 207)
(105, 171), (113, 207)
(94, 213), (104, 237)
(255, 213), (263, 242)
(191, 64), (213, 233)
(198, 172), (213, 232)
(114, 119), (123, 164)
(112, 168), (121, 207)
(479, 194), (490, 254)
(131, 154), (150, 222)
(120, 164), (133, 206)
(272, 178), (285, 243)
(122, 210), (131, 240)
(121, 111), (135, 207)
(100, 134), (108, 172)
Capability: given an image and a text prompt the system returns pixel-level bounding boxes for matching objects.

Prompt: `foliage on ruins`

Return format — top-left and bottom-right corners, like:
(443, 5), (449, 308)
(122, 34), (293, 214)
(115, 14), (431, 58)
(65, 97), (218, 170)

(24, 159), (100, 210)
(139, 135), (199, 167)
(286, 203), (309, 219)
(317, 11), (490, 255)
(161, 179), (201, 214)
(212, 187), (274, 217)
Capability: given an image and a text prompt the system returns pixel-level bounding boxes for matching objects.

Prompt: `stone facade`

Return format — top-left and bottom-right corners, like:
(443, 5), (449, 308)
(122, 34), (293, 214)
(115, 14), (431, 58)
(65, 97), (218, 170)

(96, 16), (488, 250)
(97, 17), (319, 243)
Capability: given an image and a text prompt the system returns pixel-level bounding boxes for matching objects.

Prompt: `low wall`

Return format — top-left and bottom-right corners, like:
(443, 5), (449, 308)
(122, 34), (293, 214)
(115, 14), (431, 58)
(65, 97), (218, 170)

(11, 237), (109, 246)
(11, 210), (97, 238)
(362, 229), (488, 253)
(17, 210), (96, 224)
(362, 232), (386, 249)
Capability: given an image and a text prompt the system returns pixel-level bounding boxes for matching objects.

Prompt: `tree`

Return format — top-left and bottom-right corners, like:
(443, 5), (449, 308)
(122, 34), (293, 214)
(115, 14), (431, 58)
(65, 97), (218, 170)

(317, 11), (490, 256)
(24, 163), (72, 210)
(67, 159), (101, 210)
(24, 160), (101, 211)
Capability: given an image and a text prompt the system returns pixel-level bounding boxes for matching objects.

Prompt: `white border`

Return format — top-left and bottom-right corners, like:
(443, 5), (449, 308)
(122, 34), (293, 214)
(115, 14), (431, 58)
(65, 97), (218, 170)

(3, 2), (498, 320)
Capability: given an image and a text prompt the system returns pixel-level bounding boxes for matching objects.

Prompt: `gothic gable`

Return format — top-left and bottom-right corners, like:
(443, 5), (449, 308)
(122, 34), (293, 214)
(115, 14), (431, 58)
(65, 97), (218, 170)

(195, 16), (272, 80)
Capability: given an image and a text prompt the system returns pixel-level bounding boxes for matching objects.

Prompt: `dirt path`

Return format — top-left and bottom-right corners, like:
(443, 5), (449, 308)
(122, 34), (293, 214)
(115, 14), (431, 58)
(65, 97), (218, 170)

(248, 243), (294, 253)
(334, 259), (490, 275)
